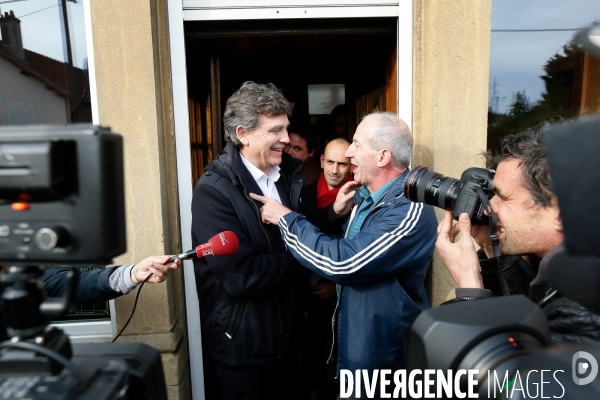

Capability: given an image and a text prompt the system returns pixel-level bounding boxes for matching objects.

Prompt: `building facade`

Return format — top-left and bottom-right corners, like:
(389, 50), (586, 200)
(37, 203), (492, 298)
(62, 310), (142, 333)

(4, 1), (493, 399)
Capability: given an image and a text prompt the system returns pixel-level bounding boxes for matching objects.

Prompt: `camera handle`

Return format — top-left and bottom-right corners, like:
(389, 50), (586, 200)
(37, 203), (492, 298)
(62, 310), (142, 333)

(0, 266), (79, 375)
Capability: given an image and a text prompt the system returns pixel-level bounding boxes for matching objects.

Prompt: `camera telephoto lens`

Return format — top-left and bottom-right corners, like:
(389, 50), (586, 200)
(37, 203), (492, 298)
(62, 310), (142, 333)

(404, 166), (459, 210)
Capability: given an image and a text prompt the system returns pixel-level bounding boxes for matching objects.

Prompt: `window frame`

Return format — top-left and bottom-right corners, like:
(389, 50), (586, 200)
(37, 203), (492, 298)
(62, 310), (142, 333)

(49, 0), (116, 343)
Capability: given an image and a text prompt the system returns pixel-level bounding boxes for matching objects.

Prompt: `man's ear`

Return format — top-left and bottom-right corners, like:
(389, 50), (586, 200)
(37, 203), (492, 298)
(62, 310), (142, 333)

(320, 154), (325, 168)
(377, 149), (392, 167)
(236, 126), (249, 146)
(554, 208), (563, 233)
(308, 149), (315, 158)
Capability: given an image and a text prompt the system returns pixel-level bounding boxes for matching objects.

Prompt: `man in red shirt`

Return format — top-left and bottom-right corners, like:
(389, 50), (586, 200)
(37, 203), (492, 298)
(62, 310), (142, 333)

(301, 138), (352, 233)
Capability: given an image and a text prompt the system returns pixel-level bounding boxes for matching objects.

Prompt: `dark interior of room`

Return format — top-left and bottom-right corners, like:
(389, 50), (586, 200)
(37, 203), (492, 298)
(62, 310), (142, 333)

(185, 18), (396, 118)
(183, 18), (397, 181)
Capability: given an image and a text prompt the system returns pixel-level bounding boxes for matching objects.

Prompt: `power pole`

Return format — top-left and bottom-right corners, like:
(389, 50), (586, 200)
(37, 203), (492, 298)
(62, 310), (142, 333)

(58, 0), (78, 121)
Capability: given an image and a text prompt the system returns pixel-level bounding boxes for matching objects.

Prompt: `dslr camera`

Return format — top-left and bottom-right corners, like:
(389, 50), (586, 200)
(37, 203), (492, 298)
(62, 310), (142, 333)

(404, 166), (495, 224)
(405, 112), (600, 396)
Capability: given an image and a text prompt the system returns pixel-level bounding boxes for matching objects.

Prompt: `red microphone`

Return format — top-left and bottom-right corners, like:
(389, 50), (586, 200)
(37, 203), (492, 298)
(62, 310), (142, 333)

(167, 231), (239, 262)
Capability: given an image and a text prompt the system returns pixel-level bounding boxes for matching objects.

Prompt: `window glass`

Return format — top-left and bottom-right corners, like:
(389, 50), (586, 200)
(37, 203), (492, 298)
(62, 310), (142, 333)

(0, 1), (106, 326)
(488, 0), (600, 145)
(308, 84), (345, 115)
(0, 0), (91, 126)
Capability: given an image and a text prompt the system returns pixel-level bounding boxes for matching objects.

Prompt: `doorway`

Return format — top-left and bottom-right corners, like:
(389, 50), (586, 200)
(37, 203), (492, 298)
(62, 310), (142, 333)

(173, 5), (412, 397)
(184, 17), (398, 183)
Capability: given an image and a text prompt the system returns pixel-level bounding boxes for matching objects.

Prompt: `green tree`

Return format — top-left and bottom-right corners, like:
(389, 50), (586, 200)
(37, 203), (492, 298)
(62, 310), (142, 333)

(487, 41), (584, 148)
(509, 91), (531, 115)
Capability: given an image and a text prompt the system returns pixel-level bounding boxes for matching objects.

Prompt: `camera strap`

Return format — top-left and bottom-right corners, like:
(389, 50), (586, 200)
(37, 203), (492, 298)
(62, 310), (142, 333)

(473, 186), (501, 258)
(473, 186), (509, 295)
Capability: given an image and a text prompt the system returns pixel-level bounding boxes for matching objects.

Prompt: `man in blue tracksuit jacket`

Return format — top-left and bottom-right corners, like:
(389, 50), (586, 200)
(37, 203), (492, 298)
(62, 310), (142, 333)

(252, 112), (438, 392)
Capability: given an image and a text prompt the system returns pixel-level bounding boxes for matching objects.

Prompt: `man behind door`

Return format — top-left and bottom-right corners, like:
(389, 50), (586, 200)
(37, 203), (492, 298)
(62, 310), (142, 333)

(191, 81), (303, 400)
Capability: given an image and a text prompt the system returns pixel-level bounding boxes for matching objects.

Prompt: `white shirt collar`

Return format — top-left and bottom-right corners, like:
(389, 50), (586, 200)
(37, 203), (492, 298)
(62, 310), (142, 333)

(239, 153), (281, 183)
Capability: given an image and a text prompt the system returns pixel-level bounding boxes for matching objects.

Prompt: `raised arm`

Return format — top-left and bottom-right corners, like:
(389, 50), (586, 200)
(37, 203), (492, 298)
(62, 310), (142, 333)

(277, 200), (437, 286)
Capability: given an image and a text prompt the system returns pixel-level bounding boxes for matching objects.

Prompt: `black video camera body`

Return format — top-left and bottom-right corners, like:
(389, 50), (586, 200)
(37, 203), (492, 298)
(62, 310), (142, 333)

(404, 166), (495, 224)
(0, 125), (167, 400)
(0, 124), (126, 265)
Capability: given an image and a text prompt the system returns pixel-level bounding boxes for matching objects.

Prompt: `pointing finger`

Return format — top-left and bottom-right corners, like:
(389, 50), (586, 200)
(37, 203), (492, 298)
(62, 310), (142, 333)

(249, 193), (267, 203)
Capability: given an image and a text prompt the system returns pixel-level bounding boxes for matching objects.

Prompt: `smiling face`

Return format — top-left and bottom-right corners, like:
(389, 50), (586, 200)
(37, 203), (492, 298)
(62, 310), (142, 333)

(344, 118), (380, 191)
(320, 140), (351, 190)
(490, 158), (562, 258)
(237, 114), (290, 174)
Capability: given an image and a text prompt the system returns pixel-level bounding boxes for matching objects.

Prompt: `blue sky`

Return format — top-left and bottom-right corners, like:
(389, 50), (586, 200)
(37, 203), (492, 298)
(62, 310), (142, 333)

(1, 0), (598, 113)
(490, 0), (600, 113)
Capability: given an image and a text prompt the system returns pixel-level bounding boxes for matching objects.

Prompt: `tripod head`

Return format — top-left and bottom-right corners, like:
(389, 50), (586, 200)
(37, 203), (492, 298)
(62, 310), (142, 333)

(2, 266), (78, 339)
(0, 265), (79, 374)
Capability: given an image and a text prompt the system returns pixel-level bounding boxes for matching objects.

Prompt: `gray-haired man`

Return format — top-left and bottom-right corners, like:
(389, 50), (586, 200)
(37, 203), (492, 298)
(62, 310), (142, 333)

(191, 81), (303, 400)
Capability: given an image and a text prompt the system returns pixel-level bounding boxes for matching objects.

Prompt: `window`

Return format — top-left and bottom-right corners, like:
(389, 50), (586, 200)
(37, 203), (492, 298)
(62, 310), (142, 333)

(0, 0), (92, 126)
(1, 0), (111, 342)
(487, 0), (600, 146)
(308, 84), (345, 116)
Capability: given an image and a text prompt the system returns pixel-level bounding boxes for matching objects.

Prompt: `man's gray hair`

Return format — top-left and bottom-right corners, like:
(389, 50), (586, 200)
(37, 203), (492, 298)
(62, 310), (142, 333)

(223, 81), (294, 146)
(362, 112), (413, 169)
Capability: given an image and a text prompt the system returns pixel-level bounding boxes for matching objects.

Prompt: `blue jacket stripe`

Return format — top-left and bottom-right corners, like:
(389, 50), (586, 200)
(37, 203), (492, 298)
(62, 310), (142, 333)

(280, 201), (420, 269)
(279, 202), (423, 274)
(281, 202), (422, 274)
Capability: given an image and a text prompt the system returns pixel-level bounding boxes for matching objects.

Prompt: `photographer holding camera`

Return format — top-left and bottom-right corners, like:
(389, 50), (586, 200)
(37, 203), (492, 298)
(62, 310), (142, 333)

(435, 125), (600, 345)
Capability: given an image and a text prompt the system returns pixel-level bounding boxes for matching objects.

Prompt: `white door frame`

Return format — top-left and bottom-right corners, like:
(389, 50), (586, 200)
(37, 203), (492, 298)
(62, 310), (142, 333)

(166, 1), (413, 398)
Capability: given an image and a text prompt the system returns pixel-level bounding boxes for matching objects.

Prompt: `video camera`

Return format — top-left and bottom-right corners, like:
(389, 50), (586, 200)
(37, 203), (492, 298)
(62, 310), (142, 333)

(404, 23), (600, 397)
(0, 125), (167, 399)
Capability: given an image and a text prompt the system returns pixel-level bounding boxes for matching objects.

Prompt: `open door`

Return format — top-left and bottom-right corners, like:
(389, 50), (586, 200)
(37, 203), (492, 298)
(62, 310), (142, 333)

(188, 55), (222, 185)
(352, 44), (397, 125)
(176, 8), (413, 399)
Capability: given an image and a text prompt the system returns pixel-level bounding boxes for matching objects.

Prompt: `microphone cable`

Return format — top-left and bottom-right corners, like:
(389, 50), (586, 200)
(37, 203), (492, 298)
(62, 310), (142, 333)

(110, 254), (201, 342)
(110, 252), (195, 342)
(110, 231), (238, 342)
(110, 271), (154, 343)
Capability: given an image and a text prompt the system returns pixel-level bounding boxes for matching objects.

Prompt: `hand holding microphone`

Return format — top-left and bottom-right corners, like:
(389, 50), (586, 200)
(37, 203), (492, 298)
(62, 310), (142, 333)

(113, 231), (239, 343)
(130, 255), (181, 284)
(137, 231), (240, 283)
(133, 231), (239, 284)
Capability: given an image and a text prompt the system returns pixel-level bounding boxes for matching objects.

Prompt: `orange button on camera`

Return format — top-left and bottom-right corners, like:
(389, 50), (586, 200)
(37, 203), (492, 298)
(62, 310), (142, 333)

(11, 202), (29, 211)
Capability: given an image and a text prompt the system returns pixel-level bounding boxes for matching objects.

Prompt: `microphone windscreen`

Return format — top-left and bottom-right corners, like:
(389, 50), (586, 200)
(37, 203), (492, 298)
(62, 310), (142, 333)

(207, 231), (239, 256)
(546, 251), (600, 315)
